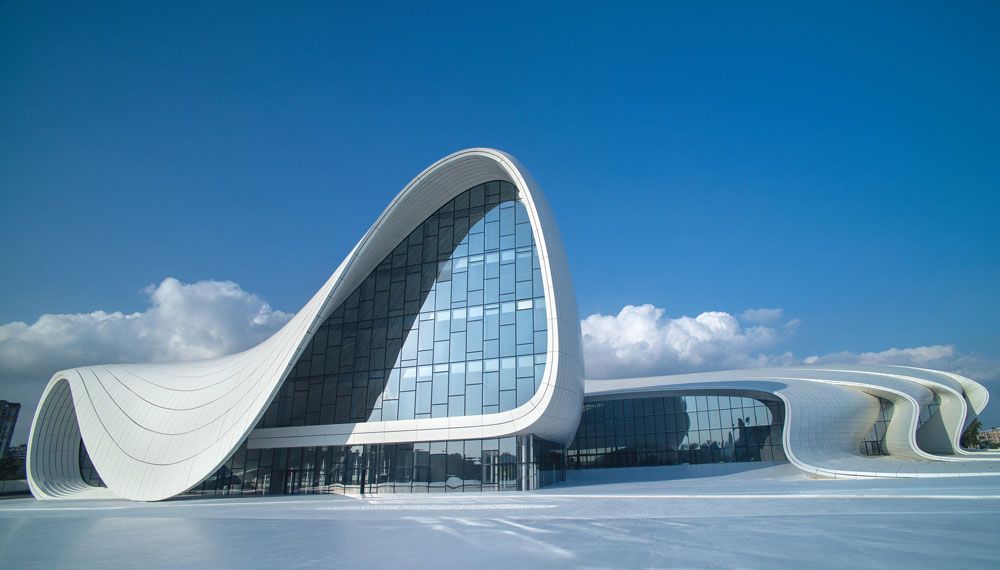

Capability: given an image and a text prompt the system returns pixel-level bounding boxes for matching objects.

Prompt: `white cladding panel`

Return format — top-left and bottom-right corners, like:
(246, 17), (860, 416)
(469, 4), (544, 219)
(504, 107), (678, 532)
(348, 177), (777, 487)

(27, 149), (584, 501)
(586, 364), (1000, 478)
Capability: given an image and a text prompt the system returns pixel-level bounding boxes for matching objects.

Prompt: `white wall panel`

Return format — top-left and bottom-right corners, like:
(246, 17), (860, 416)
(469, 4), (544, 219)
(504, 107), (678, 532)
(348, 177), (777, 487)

(586, 365), (999, 479)
(27, 149), (585, 501)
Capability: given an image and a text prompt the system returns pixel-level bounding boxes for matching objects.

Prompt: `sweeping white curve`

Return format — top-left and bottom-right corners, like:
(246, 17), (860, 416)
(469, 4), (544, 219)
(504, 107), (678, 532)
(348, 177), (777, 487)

(25, 148), (997, 501)
(26, 149), (584, 501)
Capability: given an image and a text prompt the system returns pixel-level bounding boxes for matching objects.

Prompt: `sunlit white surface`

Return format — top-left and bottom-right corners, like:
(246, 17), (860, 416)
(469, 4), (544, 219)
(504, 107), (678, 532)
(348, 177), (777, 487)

(2, 464), (998, 569)
(26, 149), (584, 501)
(587, 364), (1000, 478)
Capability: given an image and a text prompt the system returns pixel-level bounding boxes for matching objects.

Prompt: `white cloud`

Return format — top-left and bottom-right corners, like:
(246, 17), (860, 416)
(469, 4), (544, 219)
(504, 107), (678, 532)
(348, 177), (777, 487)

(0, 278), (292, 443)
(581, 304), (1000, 411)
(803, 345), (1000, 384)
(581, 304), (797, 379)
(740, 308), (784, 324)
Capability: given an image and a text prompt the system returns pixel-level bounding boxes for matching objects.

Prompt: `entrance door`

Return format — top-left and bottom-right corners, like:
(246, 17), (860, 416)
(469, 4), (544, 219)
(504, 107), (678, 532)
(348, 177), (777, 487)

(359, 445), (381, 495)
(284, 469), (302, 494)
(344, 446), (365, 494)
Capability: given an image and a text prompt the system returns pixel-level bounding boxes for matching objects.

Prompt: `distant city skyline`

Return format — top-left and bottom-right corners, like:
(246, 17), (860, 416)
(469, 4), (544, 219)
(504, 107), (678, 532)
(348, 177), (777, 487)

(2, 2), (998, 443)
(0, 401), (20, 458)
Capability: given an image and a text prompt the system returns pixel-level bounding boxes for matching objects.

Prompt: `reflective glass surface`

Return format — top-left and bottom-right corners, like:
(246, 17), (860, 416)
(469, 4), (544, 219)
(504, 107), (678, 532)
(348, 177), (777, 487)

(256, 180), (548, 428)
(188, 435), (565, 495)
(78, 440), (105, 487)
(861, 397), (894, 456)
(567, 393), (786, 469)
(918, 393), (941, 428)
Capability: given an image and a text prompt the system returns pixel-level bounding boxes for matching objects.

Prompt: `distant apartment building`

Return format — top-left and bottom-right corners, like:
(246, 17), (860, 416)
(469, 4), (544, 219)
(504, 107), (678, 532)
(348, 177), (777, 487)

(5, 444), (27, 463)
(978, 427), (1000, 447)
(0, 401), (20, 459)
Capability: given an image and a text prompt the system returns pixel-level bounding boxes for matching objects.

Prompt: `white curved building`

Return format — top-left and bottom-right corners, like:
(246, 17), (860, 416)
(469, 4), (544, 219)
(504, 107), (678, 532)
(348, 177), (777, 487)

(26, 149), (999, 501)
(580, 365), (999, 479)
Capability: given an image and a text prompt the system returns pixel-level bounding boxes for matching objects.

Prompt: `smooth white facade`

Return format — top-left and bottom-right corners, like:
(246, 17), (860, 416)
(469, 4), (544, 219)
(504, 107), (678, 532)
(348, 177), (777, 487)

(26, 149), (584, 501)
(24, 148), (997, 502)
(587, 364), (1000, 478)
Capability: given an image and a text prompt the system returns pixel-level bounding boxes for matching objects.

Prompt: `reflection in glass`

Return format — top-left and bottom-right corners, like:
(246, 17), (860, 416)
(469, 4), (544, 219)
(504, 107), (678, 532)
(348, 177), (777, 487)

(255, 180), (548, 429)
(78, 440), (105, 487)
(187, 435), (565, 496)
(861, 397), (894, 456)
(567, 393), (787, 469)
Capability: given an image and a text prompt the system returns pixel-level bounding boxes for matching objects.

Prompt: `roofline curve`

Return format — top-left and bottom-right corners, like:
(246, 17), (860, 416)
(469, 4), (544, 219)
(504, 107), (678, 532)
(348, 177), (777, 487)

(27, 148), (584, 501)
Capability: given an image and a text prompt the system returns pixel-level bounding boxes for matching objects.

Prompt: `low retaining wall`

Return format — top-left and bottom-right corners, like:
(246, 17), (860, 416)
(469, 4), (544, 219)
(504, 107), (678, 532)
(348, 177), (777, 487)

(0, 479), (30, 496)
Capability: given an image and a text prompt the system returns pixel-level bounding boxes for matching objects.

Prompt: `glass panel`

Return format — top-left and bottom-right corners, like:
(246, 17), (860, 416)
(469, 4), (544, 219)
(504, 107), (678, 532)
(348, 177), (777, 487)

(202, 435), (563, 497)
(565, 393), (788, 471)
(256, 180), (548, 429)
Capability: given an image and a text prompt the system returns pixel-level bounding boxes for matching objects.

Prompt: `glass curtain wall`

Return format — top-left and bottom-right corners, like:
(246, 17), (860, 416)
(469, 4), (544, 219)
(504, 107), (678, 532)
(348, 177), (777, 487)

(918, 393), (941, 428)
(255, 180), (548, 429)
(861, 397), (894, 456)
(188, 435), (565, 496)
(567, 393), (786, 469)
(78, 440), (105, 487)
(77, 180), (558, 493)
(863, 393), (946, 457)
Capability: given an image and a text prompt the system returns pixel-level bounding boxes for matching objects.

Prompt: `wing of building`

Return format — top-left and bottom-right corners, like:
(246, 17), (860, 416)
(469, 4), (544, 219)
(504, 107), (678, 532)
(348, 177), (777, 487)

(26, 149), (1000, 501)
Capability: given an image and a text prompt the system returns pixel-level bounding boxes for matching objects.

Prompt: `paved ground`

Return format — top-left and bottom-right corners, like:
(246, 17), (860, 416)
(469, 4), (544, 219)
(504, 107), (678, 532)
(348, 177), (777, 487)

(2, 464), (998, 569)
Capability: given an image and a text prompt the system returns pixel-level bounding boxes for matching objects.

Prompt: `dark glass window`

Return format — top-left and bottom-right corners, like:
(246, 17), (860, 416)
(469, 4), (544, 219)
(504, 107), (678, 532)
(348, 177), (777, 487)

(918, 393), (941, 428)
(186, 435), (564, 496)
(861, 397), (894, 456)
(566, 392), (787, 469)
(256, 181), (548, 429)
(78, 440), (105, 487)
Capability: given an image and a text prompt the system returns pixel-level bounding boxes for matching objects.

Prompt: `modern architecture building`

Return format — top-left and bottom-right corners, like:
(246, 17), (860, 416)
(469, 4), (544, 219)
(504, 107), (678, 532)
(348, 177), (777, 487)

(26, 149), (1000, 501)
(6, 444), (27, 463)
(979, 427), (1000, 447)
(0, 400), (20, 459)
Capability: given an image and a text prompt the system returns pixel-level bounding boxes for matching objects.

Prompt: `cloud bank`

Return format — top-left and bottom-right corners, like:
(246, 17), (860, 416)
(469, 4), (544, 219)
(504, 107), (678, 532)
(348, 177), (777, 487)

(581, 304), (999, 392)
(802, 345), (1000, 386)
(0, 278), (292, 442)
(581, 304), (798, 379)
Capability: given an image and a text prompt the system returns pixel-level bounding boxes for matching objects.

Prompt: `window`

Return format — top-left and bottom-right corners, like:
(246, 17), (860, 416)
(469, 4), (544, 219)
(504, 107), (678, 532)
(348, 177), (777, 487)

(255, 181), (549, 430)
(566, 393), (787, 469)
(185, 435), (565, 496)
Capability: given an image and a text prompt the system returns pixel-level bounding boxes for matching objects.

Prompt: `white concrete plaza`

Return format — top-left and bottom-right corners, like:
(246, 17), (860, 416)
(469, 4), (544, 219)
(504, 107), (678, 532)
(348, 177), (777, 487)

(2, 464), (998, 569)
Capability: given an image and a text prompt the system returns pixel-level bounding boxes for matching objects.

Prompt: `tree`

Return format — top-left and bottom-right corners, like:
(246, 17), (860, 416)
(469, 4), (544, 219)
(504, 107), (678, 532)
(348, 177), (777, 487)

(0, 456), (26, 481)
(961, 418), (983, 449)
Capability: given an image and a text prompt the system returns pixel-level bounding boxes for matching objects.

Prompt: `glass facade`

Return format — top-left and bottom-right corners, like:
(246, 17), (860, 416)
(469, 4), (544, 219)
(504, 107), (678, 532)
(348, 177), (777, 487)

(567, 393), (787, 469)
(255, 180), (548, 428)
(862, 393), (941, 457)
(78, 440), (105, 487)
(919, 393), (941, 428)
(187, 435), (565, 496)
(77, 180), (561, 494)
(861, 397), (894, 456)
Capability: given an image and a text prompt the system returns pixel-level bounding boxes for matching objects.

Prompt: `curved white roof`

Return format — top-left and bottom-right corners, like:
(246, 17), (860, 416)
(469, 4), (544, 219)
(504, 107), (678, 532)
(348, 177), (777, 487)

(25, 148), (997, 500)
(26, 149), (585, 501)
(586, 364), (1000, 478)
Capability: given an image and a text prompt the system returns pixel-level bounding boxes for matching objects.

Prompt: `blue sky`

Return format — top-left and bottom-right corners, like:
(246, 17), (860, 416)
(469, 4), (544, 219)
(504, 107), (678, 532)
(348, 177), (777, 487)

(1, 2), (999, 437)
